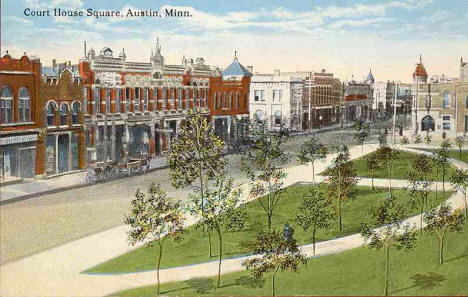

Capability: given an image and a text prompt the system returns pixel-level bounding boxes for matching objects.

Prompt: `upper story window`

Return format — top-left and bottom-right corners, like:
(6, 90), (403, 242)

(60, 103), (69, 126)
(223, 93), (227, 108)
(72, 102), (81, 124)
(162, 88), (167, 100)
(0, 86), (14, 124)
(18, 87), (30, 122)
(46, 101), (57, 126)
(254, 90), (264, 102)
(229, 93), (233, 108)
(134, 88), (140, 112)
(442, 91), (451, 109)
(105, 88), (111, 113)
(273, 90), (283, 102)
(82, 87), (88, 114)
(143, 88), (149, 111)
(213, 92), (217, 109)
(125, 88), (130, 112)
(177, 88), (182, 108)
(94, 87), (100, 114)
(115, 89), (121, 113)
(236, 92), (240, 109)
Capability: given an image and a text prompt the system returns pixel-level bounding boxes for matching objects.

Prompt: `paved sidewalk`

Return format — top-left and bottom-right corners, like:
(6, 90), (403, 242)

(1, 144), (466, 297)
(0, 157), (167, 204)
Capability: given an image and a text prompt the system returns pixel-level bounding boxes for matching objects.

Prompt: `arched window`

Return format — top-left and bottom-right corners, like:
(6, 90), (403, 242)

(46, 101), (57, 126)
(274, 111), (281, 126)
(255, 110), (263, 122)
(18, 87), (30, 122)
(0, 86), (13, 124)
(72, 102), (81, 124)
(442, 91), (451, 109)
(421, 115), (435, 132)
(60, 103), (69, 126)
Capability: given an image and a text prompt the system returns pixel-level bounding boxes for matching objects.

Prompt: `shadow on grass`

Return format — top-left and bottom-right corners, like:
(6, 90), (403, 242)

(444, 246), (468, 264)
(391, 272), (446, 294)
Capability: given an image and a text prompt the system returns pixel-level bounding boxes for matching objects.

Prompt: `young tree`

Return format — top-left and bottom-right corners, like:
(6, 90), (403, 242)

(366, 152), (382, 191)
(376, 146), (400, 192)
(360, 194), (417, 296)
(242, 120), (289, 231)
(168, 110), (226, 257)
(450, 168), (468, 219)
(297, 137), (328, 183)
(125, 184), (184, 295)
(455, 136), (465, 158)
(405, 154), (434, 234)
(437, 140), (452, 196)
(424, 203), (465, 265)
(189, 175), (247, 288)
(295, 185), (333, 255)
(414, 134), (422, 144)
(243, 227), (307, 296)
(324, 146), (358, 231)
(424, 132), (432, 144)
(353, 119), (371, 152)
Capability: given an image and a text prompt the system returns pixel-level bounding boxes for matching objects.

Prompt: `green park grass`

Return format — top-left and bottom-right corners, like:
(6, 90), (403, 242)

(112, 226), (468, 296)
(85, 185), (452, 274)
(350, 151), (458, 181)
(419, 149), (468, 164)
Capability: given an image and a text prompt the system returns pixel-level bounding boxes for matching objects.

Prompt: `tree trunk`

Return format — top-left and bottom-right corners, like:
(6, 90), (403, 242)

(156, 243), (163, 295)
(435, 167), (439, 200)
(338, 197), (342, 231)
(459, 147), (462, 157)
(267, 212), (272, 231)
(312, 227), (316, 256)
(312, 162), (315, 184)
(439, 229), (446, 265)
(199, 168), (213, 258)
(464, 190), (467, 219)
(208, 232), (212, 257)
(442, 167), (445, 197)
(271, 267), (279, 297)
(420, 200), (424, 235)
(217, 229), (222, 287)
(384, 245), (389, 296)
(371, 169), (375, 191)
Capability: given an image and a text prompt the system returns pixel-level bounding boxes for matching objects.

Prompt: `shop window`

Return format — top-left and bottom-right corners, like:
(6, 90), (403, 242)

(18, 87), (30, 122)
(0, 86), (13, 124)
(274, 111), (282, 126)
(255, 110), (263, 122)
(443, 122), (450, 130)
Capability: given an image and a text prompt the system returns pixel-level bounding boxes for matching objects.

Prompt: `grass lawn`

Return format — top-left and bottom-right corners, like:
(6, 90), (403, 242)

(112, 225), (468, 296)
(419, 149), (468, 165)
(350, 151), (458, 181)
(85, 185), (452, 274)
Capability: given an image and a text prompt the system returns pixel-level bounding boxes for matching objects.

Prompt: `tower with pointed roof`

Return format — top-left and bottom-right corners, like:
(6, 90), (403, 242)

(222, 51), (252, 81)
(413, 55), (428, 84)
(151, 37), (164, 78)
(365, 69), (374, 84)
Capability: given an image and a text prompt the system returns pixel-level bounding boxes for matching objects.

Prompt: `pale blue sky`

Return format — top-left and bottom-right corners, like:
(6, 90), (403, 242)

(2, 0), (467, 82)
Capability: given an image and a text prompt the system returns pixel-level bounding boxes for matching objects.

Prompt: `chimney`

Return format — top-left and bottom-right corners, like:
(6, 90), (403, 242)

(247, 66), (253, 73)
(274, 69), (280, 76)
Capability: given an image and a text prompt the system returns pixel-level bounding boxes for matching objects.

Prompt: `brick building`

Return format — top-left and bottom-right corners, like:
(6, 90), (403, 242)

(78, 40), (215, 166)
(342, 77), (373, 124)
(0, 53), (44, 181)
(41, 61), (86, 176)
(412, 56), (468, 138)
(210, 54), (251, 142)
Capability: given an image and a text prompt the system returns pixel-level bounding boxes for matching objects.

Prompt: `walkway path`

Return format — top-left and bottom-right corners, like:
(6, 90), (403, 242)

(1, 144), (466, 297)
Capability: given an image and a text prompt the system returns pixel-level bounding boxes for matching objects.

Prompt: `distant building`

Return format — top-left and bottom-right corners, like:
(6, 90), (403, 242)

(412, 56), (468, 137)
(0, 53), (43, 181)
(249, 70), (303, 131)
(342, 76), (373, 124)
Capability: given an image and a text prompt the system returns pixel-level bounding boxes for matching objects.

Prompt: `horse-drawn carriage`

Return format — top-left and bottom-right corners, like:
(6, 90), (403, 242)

(85, 154), (151, 183)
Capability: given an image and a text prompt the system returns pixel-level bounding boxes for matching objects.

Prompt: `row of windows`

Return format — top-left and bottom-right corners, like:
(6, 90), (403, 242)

(86, 87), (208, 115)
(253, 89), (284, 103)
(213, 92), (244, 110)
(0, 86), (31, 124)
(46, 101), (81, 126)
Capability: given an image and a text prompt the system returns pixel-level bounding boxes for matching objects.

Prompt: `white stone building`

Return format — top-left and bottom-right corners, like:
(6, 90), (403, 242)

(249, 72), (303, 131)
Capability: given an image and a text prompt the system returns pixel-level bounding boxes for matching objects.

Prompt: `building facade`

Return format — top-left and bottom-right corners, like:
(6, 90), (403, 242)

(0, 53), (44, 181)
(412, 56), (468, 137)
(342, 78), (373, 124)
(210, 55), (251, 142)
(249, 71), (302, 131)
(78, 41), (211, 165)
(42, 62), (86, 176)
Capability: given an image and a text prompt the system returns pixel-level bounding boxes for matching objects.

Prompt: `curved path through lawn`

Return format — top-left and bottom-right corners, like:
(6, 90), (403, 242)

(1, 144), (466, 297)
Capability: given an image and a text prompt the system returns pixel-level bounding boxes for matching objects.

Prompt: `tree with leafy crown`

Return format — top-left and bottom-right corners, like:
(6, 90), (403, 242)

(455, 136), (464, 158)
(297, 137), (328, 184)
(450, 168), (468, 219)
(188, 174), (247, 288)
(168, 109), (226, 257)
(125, 184), (184, 296)
(241, 120), (289, 231)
